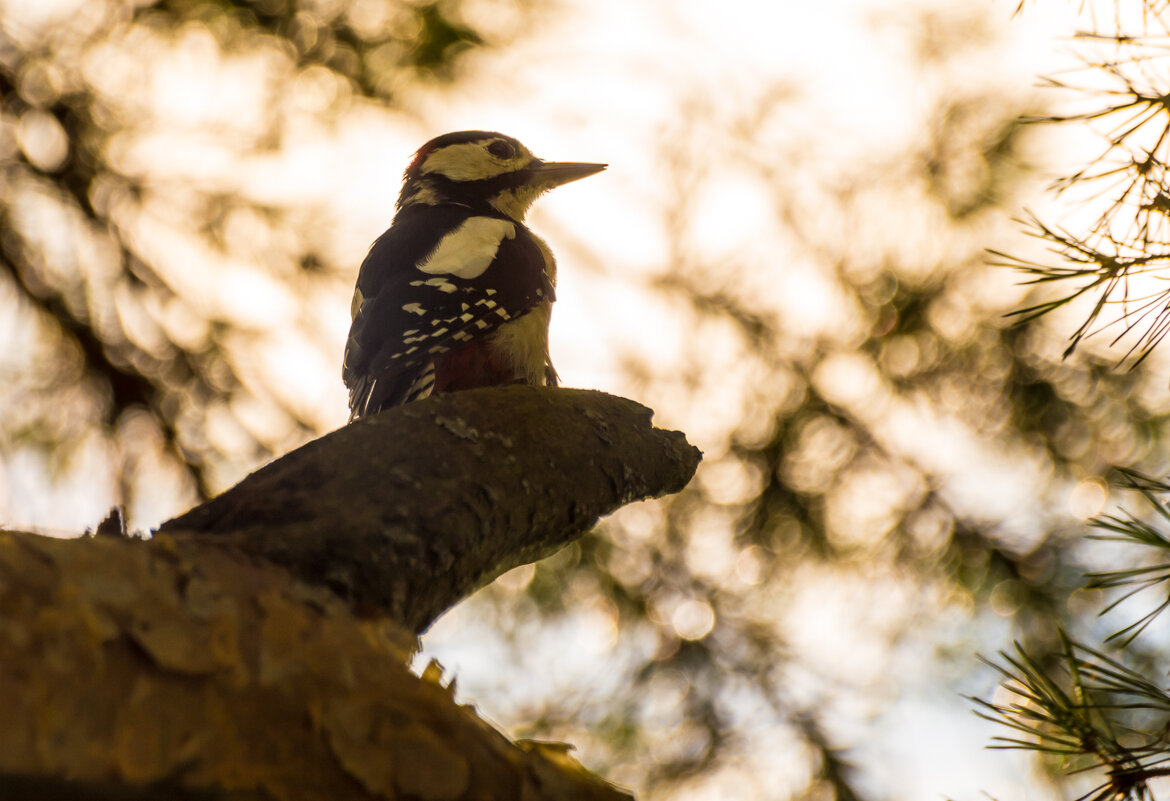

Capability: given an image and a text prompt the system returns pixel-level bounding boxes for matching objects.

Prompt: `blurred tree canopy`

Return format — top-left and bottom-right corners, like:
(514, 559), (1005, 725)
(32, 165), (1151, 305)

(5, 1), (1170, 800)
(426, 8), (1170, 801)
(0, 0), (536, 512)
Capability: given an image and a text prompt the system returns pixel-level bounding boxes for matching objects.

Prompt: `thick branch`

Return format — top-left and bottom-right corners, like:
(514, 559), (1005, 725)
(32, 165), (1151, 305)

(159, 386), (701, 633)
(0, 530), (631, 801)
(1, 388), (694, 798)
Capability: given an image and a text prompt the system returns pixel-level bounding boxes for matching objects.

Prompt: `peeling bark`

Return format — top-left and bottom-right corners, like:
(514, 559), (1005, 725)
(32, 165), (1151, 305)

(1, 387), (700, 800)
(0, 532), (631, 801)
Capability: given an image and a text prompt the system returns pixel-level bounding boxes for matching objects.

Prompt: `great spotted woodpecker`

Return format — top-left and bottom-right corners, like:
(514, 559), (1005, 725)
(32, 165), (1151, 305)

(343, 131), (606, 420)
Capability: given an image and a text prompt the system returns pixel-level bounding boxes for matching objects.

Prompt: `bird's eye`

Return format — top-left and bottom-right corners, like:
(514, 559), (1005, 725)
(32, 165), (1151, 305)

(486, 140), (515, 159)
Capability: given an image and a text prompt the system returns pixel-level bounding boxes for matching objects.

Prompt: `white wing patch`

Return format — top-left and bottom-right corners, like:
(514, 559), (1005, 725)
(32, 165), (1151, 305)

(416, 217), (516, 279)
(424, 276), (458, 293)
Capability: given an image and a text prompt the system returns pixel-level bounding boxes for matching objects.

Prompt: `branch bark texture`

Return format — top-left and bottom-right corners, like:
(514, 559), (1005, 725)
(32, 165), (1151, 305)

(0, 531), (631, 801)
(1, 387), (699, 799)
(159, 386), (701, 633)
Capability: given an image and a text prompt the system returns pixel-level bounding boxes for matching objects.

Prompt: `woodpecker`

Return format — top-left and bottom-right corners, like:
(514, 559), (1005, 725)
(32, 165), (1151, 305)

(342, 131), (606, 420)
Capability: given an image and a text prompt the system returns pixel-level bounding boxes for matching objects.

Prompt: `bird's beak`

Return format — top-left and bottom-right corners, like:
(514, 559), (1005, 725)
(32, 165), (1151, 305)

(526, 160), (607, 188)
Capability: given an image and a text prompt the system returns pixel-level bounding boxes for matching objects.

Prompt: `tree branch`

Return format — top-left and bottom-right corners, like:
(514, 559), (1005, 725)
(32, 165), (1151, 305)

(2, 387), (697, 799)
(159, 386), (701, 633)
(0, 530), (632, 801)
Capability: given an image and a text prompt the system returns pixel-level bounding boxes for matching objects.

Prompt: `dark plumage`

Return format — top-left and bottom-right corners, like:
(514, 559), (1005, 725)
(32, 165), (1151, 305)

(343, 132), (605, 419)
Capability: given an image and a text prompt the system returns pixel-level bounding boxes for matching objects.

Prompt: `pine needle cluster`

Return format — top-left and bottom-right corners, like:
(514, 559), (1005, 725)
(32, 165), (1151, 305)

(977, 470), (1170, 800)
(998, 10), (1170, 366)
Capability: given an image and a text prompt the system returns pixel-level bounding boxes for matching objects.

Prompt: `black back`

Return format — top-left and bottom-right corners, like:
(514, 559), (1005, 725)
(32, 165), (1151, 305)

(343, 203), (553, 417)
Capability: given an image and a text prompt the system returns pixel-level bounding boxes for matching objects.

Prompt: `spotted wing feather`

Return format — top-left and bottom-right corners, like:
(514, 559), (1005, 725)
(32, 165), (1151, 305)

(343, 204), (553, 418)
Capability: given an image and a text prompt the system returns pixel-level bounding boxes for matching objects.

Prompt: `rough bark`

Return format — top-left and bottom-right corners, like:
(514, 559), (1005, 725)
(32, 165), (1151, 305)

(1, 386), (700, 800)
(159, 386), (702, 633)
(0, 531), (631, 801)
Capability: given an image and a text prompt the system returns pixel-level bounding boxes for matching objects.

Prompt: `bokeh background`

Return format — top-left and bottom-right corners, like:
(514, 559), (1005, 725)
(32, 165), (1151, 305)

(3, 0), (1169, 799)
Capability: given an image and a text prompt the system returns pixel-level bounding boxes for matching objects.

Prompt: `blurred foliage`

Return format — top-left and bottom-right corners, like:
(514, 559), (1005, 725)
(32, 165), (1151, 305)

(0, 0), (535, 507)
(136, 0), (487, 93)
(454, 8), (1170, 800)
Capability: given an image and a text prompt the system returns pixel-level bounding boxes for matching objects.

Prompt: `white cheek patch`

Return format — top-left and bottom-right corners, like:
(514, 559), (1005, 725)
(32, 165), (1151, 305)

(488, 185), (543, 221)
(417, 217), (517, 279)
(421, 142), (520, 180)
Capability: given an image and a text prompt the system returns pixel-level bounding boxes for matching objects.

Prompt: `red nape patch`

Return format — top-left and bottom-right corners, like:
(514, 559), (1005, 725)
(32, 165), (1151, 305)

(406, 143), (434, 176)
(432, 340), (515, 392)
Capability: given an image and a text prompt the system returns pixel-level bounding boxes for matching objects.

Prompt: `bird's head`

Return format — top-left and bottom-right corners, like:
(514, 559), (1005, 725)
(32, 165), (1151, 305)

(396, 131), (606, 221)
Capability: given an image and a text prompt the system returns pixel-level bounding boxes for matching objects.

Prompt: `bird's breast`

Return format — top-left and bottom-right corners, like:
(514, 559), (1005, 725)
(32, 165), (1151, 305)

(431, 339), (516, 392)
